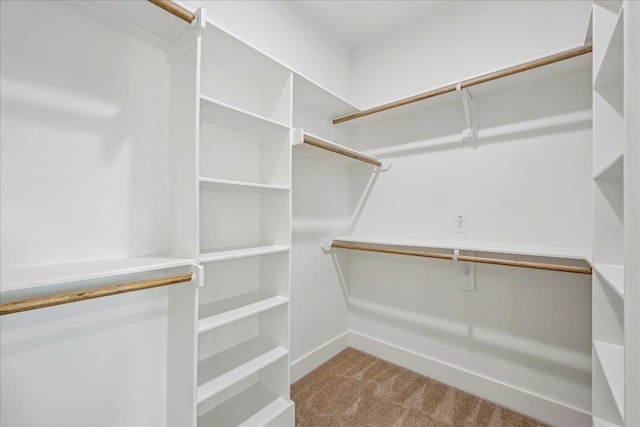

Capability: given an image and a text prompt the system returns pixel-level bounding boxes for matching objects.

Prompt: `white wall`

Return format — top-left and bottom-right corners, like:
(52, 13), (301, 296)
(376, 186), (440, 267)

(351, 0), (592, 107)
(1, 2), (172, 424)
(290, 151), (352, 380)
(341, 5), (594, 421)
(0, 1), (170, 267)
(182, 0), (352, 100)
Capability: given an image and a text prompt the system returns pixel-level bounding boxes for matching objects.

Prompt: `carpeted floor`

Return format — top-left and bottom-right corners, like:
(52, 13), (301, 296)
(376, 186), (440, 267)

(291, 348), (548, 427)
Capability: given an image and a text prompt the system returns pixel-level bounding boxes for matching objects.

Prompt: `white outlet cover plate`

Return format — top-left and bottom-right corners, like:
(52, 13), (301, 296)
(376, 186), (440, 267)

(455, 215), (467, 233)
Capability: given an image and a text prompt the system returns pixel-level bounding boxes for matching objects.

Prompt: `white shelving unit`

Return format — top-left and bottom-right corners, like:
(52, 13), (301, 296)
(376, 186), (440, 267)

(591, 2), (627, 426)
(166, 13), (295, 426)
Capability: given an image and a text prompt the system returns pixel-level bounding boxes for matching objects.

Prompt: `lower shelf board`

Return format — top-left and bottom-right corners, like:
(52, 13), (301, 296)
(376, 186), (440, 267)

(593, 416), (622, 427)
(593, 340), (624, 419)
(197, 337), (288, 404)
(198, 384), (293, 427)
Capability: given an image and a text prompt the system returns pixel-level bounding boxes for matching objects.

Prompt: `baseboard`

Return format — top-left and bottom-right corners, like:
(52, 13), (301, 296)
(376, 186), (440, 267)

(349, 331), (592, 427)
(290, 332), (350, 383)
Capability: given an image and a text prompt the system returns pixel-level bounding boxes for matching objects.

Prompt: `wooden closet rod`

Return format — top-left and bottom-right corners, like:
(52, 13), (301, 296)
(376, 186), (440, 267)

(331, 242), (592, 275)
(0, 272), (195, 316)
(303, 134), (382, 166)
(333, 44), (593, 125)
(148, 0), (196, 24)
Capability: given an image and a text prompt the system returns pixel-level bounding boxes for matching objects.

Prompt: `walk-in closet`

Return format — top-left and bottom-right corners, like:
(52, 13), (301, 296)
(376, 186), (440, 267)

(1, 1), (638, 426)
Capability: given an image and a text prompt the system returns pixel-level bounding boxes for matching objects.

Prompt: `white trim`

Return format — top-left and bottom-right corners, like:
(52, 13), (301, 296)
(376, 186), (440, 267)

(290, 332), (350, 383)
(349, 331), (592, 427)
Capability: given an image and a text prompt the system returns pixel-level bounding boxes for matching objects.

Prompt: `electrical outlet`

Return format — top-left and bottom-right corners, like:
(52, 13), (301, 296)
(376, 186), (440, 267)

(455, 215), (467, 233)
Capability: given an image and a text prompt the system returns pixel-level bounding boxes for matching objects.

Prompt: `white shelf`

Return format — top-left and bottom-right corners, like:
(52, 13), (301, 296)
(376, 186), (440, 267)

(594, 264), (624, 298)
(197, 338), (287, 404)
(199, 245), (290, 263)
(594, 153), (624, 183)
(293, 129), (385, 167)
(292, 73), (358, 118)
(200, 95), (290, 134)
(593, 341), (624, 420)
(594, 6), (624, 89)
(593, 417), (622, 427)
(0, 256), (195, 294)
(199, 293), (288, 333)
(335, 51), (591, 128)
(199, 177), (290, 192)
(198, 384), (292, 427)
(332, 236), (592, 263)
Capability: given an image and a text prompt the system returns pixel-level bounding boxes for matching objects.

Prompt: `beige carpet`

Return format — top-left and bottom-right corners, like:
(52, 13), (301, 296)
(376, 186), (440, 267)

(291, 348), (548, 427)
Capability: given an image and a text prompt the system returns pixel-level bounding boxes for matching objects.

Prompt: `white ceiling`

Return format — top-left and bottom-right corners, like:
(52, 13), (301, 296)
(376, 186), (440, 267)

(290, 1), (443, 49)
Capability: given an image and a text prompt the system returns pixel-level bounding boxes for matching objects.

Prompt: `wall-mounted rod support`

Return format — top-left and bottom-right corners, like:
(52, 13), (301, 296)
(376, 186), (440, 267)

(331, 241), (592, 275)
(0, 272), (195, 316)
(148, 0), (196, 24)
(303, 133), (383, 167)
(333, 44), (593, 125)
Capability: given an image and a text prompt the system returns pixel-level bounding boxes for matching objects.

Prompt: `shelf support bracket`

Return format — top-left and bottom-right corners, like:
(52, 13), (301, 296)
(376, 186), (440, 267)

(194, 264), (204, 288)
(456, 83), (477, 142)
(167, 7), (206, 64)
(454, 249), (476, 291)
(321, 239), (334, 253)
(292, 128), (304, 147)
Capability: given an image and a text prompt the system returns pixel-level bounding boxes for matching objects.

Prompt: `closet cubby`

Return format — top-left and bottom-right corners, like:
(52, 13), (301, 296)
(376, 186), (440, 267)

(198, 252), (290, 333)
(196, 306), (289, 403)
(197, 358), (291, 426)
(199, 183), (290, 255)
(199, 98), (291, 188)
(200, 26), (292, 126)
(292, 74), (355, 146)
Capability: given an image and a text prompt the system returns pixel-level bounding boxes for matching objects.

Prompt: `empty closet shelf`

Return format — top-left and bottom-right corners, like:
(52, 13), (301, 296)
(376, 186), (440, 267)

(200, 95), (290, 134)
(594, 5), (623, 89)
(199, 177), (289, 191)
(328, 237), (592, 274)
(293, 129), (385, 167)
(197, 338), (287, 404)
(593, 341), (624, 419)
(1, 256), (195, 294)
(198, 384), (293, 427)
(199, 292), (288, 333)
(593, 154), (623, 182)
(200, 245), (290, 263)
(594, 264), (624, 297)
(593, 417), (623, 427)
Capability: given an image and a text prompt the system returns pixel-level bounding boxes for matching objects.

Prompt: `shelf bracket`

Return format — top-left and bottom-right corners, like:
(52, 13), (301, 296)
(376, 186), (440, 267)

(378, 159), (393, 171)
(167, 7), (206, 64)
(193, 264), (205, 288)
(456, 83), (477, 142)
(454, 249), (475, 291)
(321, 239), (334, 253)
(292, 128), (305, 147)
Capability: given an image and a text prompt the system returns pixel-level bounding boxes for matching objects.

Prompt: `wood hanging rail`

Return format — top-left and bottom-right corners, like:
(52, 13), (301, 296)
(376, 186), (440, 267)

(0, 272), (194, 316)
(332, 44), (593, 125)
(303, 134), (382, 167)
(331, 241), (592, 275)
(148, 0), (196, 24)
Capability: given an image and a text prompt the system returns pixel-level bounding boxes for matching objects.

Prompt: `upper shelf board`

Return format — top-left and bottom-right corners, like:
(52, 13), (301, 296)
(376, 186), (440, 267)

(1, 256), (195, 295)
(293, 74), (358, 118)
